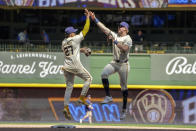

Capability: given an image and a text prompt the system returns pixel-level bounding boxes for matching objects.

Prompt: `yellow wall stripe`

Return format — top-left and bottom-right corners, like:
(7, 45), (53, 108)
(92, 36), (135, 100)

(0, 83), (196, 89)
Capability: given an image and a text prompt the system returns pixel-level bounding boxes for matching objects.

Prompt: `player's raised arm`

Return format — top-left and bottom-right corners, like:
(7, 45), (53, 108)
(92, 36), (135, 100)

(82, 8), (90, 37)
(89, 11), (111, 36)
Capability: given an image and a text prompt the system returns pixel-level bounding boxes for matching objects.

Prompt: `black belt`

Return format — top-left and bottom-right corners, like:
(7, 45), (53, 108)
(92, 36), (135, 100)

(115, 59), (128, 63)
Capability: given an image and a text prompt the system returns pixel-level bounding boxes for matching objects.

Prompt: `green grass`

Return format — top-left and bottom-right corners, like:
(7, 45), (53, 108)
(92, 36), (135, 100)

(0, 122), (196, 129)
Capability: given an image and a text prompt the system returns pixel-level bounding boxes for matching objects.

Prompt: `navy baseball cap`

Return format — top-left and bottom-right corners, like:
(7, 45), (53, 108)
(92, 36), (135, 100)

(65, 26), (78, 34)
(119, 21), (129, 30)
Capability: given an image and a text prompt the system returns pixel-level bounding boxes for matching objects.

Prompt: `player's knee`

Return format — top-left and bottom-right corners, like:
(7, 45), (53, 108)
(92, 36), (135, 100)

(101, 72), (108, 79)
(86, 76), (93, 84)
(120, 82), (127, 90)
(66, 81), (74, 88)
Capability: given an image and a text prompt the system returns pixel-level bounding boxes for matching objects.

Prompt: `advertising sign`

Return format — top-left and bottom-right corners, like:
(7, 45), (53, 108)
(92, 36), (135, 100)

(151, 54), (196, 81)
(0, 52), (62, 78)
(0, 52), (89, 84)
(0, 0), (168, 8)
(131, 89), (175, 123)
(168, 0), (196, 7)
(0, 88), (196, 124)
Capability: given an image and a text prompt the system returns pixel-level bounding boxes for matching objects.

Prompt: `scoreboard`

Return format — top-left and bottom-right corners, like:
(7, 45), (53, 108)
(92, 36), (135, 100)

(169, 0), (196, 4)
(168, 0), (196, 7)
(0, 0), (196, 8)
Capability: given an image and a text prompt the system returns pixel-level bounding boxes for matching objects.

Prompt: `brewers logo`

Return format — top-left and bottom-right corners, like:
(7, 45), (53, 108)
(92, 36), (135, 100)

(130, 89), (175, 123)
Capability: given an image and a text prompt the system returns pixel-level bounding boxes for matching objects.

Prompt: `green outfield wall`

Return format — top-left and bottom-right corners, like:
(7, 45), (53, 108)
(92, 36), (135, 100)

(0, 52), (196, 88)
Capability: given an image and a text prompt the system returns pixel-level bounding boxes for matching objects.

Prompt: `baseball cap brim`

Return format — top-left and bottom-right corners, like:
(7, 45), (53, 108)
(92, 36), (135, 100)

(119, 22), (129, 30)
(72, 29), (78, 33)
(65, 27), (78, 34)
(65, 29), (78, 34)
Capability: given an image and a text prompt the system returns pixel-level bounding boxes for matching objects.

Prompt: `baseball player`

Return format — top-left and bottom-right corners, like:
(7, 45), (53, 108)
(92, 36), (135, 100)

(80, 95), (94, 124)
(61, 8), (92, 120)
(89, 11), (132, 120)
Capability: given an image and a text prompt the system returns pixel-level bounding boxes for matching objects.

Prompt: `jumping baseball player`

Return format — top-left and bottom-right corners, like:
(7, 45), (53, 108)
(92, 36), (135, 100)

(61, 8), (92, 120)
(80, 95), (94, 124)
(89, 11), (132, 120)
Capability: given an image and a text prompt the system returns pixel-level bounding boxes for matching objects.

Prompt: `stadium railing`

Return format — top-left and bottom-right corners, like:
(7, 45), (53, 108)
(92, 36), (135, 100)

(0, 39), (195, 54)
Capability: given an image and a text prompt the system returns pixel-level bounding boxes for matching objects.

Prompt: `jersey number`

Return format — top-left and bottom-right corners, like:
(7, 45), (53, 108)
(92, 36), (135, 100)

(64, 46), (73, 56)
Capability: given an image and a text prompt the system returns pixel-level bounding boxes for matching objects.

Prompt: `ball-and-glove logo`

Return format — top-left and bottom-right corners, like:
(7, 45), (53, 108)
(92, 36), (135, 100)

(130, 89), (175, 123)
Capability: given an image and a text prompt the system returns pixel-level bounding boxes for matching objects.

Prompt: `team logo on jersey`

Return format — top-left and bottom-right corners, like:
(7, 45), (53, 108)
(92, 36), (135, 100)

(130, 89), (175, 123)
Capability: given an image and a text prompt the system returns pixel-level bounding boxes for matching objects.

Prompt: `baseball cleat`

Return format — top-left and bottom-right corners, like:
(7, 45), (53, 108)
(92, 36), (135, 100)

(101, 96), (113, 104)
(80, 119), (82, 123)
(120, 110), (127, 120)
(77, 95), (89, 105)
(63, 105), (72, 120)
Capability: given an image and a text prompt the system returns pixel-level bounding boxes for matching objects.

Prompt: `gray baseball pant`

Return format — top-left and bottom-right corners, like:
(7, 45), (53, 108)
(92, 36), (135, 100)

(64, 68), (92, 106)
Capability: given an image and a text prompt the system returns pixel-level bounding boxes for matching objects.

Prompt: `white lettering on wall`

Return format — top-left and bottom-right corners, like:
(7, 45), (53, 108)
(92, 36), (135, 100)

(39, 62), (63, 78)
(65, 0), (77, 3)
(110, 0), (116, 6)
(39, 0), (49, 7)
(166, 56), (196, 75)
(0, 61), (63, 78)
(38, 0), (134, 8)
(126, 0), (136, 8)
(12, 53), (55, 60)
(97, 0), (109, 4)
(0, 61), (36, 74)
(51, 0), (64, 6)
(15, 0), (23, 6)
(182, 96), (196, 124)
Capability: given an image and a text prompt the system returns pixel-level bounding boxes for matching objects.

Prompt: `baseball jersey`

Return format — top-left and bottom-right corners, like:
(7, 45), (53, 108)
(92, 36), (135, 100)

(62, 32), (84, 71)
(110, 31), (132, 62)
(85, 100), (93, 111)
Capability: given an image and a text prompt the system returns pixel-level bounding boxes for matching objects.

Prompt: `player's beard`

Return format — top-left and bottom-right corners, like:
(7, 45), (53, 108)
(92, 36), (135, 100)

(118, 29), (127, 37)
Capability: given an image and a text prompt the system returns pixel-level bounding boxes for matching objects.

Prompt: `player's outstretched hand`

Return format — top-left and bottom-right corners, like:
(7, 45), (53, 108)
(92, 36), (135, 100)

(84, 8), (90, 17)
(89, 11), (95, 20)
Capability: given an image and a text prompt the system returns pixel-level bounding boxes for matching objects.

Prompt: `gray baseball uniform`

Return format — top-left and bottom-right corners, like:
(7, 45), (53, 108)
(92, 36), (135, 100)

(101, 31), (132, 91)
(62, 32), (92, 106)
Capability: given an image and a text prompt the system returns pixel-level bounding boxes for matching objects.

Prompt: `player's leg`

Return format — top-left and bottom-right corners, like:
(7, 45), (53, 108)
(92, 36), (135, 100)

(101, 63), (117, 104)
(88, 111), (92, 124)
(63, 71), (75, 120)
(76, 67), (92, 105)
(80, 111), (90, 123)
(118, 63), (130, 120)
